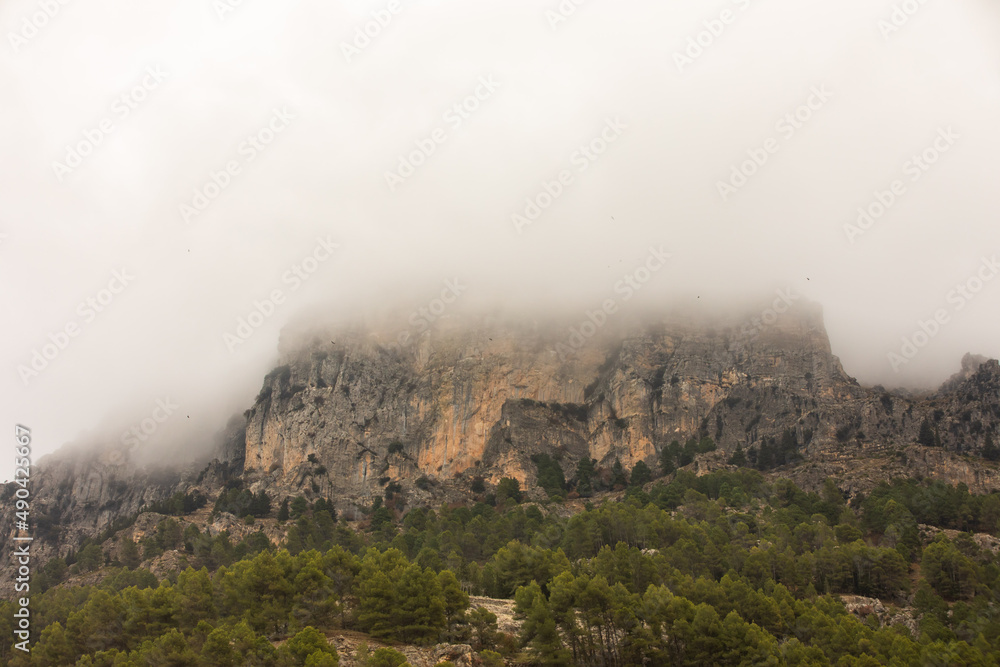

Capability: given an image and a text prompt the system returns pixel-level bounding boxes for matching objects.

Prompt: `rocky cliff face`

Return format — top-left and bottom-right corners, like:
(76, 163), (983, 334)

(237, 303), (999, 504)
(4, 301), (999, 592)
(0, 451), (176, 576)
(0, 418), (241, 594)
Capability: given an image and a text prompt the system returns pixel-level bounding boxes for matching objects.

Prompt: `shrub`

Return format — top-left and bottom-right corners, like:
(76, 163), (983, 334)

(480, 651), (504, 667)
(363, 647), (408, 667)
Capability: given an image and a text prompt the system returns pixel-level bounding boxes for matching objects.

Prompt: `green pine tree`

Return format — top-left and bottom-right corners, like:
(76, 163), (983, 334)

(629, 460), (652, 487)
(611, 459), (628, 488)
(575, 458), (596, 496)
(120, 538), (141, 569)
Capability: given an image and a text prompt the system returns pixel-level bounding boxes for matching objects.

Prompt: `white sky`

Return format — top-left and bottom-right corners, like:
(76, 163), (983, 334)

(2, 0), (999, 481)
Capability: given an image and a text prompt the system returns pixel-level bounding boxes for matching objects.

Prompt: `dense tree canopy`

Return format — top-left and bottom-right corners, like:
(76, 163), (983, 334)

(4, 470), (1000, 665)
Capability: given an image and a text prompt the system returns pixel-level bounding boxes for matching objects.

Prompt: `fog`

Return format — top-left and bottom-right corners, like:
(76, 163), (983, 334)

(2, 0), (999, 481)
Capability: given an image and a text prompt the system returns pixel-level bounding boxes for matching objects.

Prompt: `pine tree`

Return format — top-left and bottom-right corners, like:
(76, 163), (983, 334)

(468, 606), (499, 649)
(77, 544), (103, 572)
(121, 538), (141, 569)
(34, 622), (76, 666)
(438, 569), (470, 636)
(357, 549), (447, 644)
(496, 478), (522, 504)
(176, 568), (217, 629)
(532, 453), (567, 497)
(918, 418), (937, 447)
(249, 491), (271, 518)
(201, 626), (239, 666)
(611, 459), (628, 489)
(728, 446), (747, 467)
(659, 443), (677, 475)
(278, 626), (339, 666)
(322, 546), (361, 629)
(575, 458), (596, 496)
(679, 439), (698, 467)
(982, 433), (999, 461)
(370, 504), (393, 531)
(629, 461), (652, 487)
(291, 496), (308, 519)
(516, 582), (571, 666)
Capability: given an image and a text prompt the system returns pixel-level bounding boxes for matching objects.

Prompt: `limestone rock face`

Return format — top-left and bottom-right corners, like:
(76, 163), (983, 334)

(0, 450), (184, 595)
(241, 319), (604, 499)
(3, 451), (179, 555)
(236, 304), (1000, 505)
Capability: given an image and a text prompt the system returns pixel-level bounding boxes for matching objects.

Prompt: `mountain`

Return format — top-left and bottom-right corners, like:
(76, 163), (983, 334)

(3, 300), (999, 594)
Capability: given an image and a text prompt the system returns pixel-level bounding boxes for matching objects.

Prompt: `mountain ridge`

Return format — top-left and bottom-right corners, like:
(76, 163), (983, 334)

(3, 301), (999, 594)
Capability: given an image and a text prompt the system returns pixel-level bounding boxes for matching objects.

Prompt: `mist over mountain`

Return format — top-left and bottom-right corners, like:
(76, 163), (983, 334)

(4, 0), (1000, 484)
(8, 299), (1000, 547)
(5, 1), (1000, 663)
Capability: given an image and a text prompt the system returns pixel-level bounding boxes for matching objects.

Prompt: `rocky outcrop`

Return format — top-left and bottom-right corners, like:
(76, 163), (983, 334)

(241, 319), (604, 502)
(237, 304), (1000, 507)
(839, 595), (918, 636)
(939, 353), (990, 395)
(0, 441), (231, 595)
(238, 305), (851, 498)
(917, 524), (1000, 555)
(318, 634), (477, 667)
(0, 451), (181, 566)
(469, 596), (519, 635)
(777, 444), (1000, 499)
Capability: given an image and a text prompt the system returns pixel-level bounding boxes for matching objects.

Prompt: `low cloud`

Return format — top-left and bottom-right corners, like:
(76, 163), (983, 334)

(2, 0), (999, 480)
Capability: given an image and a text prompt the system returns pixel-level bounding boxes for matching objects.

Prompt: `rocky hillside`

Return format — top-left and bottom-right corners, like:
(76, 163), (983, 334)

(3, 301), (999, 592)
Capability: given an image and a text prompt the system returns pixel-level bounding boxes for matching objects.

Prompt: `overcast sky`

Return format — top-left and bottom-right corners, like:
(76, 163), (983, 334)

(2, 0), (999, 481)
